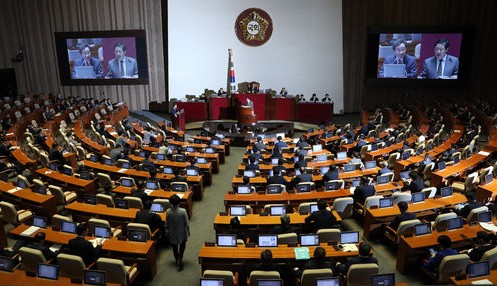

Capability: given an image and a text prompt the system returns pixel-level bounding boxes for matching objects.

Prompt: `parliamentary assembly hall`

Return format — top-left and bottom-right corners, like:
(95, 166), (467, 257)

(1, 0), (497, 285)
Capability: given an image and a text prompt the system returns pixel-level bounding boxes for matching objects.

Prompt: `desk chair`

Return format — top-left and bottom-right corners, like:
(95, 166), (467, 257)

(127, 222), (157, 241)
(432, 212), (457, 231)
(96, 193), (115, 207)
(52, 214), (72, 229)
(48, 185), (77, 207)
(346, 263), (379, 286)
(277, 232), (298, 244)
(317, 228), (341, 243)
(124, 196), (144, 209)
(202, 270), (237, 286)
(152, 198), (172, 211)
(296, 182), (315, 191)
(479, 166), (494, 183)
(248, 270), (280, 286)
(97, 173), (114, 188)
(57, 253), (88, 280)
(359, 196), (384, 216)
(386, 152), (400, 169)
(452, 171), (478, 193)
(300, 268), (333, 286)
(421, 187), (437, 199)
(423, 253), (469, 283)
(16, 174), (31, 188)
(298, 202), (317, 214)
(96, 257), (139, 286)
(332, 197), (354, 218)
(466, 206), (489, 223)
(385, 219), (421, 244)
(89, 218), (121, 237)
(19, 247), (50, 275)
(392, 192), (412, 204)
(422, 163), (435, 186)
(263, 204), (286, 213)
(0, 201), (33, 226)
(75, 146), (86, 160)
(482, 247), (497, 269)
(360, 145), (369, 160)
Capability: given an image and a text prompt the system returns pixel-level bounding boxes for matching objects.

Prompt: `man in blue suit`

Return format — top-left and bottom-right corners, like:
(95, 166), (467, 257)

(106, 42), (138, 78)
(378, 39), (417, 78)
(419, 38), (459, 79)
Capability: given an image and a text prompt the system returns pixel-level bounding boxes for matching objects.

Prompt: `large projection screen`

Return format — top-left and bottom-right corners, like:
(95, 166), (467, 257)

(168, 0), (344, 113)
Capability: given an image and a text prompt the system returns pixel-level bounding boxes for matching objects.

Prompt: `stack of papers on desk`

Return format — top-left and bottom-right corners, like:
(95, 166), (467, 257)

(117, 169), (127, 173)
(49, 244), (62, 252)
(144, 189), (154, 195)
(7, 187), (22, 193)
(341, 244), (358, 252)
(472, 279), (492, 285)
(89, 238), (106, 248)
(479, 222), (497, 233)
(176, 193), (184, 199)
(20, 226), (40, 237)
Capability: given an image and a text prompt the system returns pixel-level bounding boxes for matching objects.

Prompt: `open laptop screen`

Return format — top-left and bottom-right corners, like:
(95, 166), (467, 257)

(197, 157), (207, 164)
(340, 231), (359, 244)
(84, 270), (106, 286)
(94, 226), (111, 238)
(377, 174), (390, 185)
(61, 221), (77, 234)
(145, 181), (159, 190)
(0, 256), (13, 272)
(270, 205), (286, 216)
(365, 161), (376, 170)
(38, 264), (58, 280)
(320, 166), (329, 175)
(300, 234), (319, 246)
(383, 63), (407, 78)
(411, 192), (425, 203)
(103, 158), (113, 166)
(468, 261), (490, 278)
(399, 171), (410, 180)
(371, 273), (395, 286)
(128, 229), (148, 242)
(120, 178), (134, 187)
(186, 146), (195, 153)
(49, 162), (58, 171)
(172, 183), (187, 192)
(217, 234), (237, 247)
(316, 154), (327, 162)
(325, 181), (340, 191)
(336, 151), (347, 160)
(379, 197), (394, 208)
(83, 194), (96, 205)
(205, 147), (215, 154)
(310, 203), (318, 213)
(447, 217), (463, 230)
(258, 234), (278, 247)
(312, 144), (322, 152)
(415, 223), (432, 236)
(200, 278), (225, 286)
(89, 154), (98, 162)
(211, 139), (221, 146)
(438, 161), (446, 171)
(453, 154), (460, 164)
(484, 173), (493, 185)
(33, 216), (47, 228)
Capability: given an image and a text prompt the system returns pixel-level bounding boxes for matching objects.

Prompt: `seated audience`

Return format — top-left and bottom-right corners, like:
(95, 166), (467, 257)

(68, 223), (102, 266)
(422, 235), (458, 271)
(336, 242), (378, 275)
(304, 199), (337, 232)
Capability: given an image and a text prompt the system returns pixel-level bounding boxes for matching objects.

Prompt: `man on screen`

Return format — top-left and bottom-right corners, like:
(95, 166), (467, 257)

(106, 42), (138, 79)
(378, 39), (417, 78)
(419, 38), (459, 79)
(72, 43), (103, 79)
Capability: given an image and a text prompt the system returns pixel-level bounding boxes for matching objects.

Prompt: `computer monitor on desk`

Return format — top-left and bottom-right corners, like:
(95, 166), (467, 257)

(0, 256), (13, 272)
(371, 273), (395, 286)
(237, 185), (251, 194)
(440, 186), (453, 197)
(468, 261), (490, 278)
(84, 270), (106, 286)
(415, 223), (432, 236)
(230, 205), (247, 216)
(94, 226), (111, 238)
(300, 234), (319, 246)
(258, 234), (278, 247)
(383, 64), (407, 78)
(217, 234), (237, 247)
(446, 217), (463, 231)
(200, 278), (225, 286)
(37, 263), (58, 280)
(336, 151), (347, 160)
(365, 160), (376, 170)
(411, 192), (425, 204)
(244, 170), (255, 178)
(379, 197), (393, 208)
(257, 279), (282, 286)
(316, 278), (340, 286)
(478, 211), (493, 223)
(340, 231), (359, 244)
(270, 205), (286, 216)
(33, 216), (47, 228)
(61, 221), (77, 234)
(343, 164), (355, 173)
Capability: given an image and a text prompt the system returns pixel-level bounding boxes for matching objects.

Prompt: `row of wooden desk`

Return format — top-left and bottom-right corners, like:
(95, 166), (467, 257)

(0, 181), (56, 217)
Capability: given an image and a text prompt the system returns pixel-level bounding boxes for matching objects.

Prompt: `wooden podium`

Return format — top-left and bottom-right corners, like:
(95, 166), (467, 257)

(173, 110), (186, 131)
(239, 106), (257, 125)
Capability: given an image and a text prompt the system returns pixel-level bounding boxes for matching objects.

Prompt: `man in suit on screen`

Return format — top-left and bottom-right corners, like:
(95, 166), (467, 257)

(72, 43), (103, 79)
(378, 39), (417, 78)
(106, 42), (138, 78)
(419, 38), (459, 79)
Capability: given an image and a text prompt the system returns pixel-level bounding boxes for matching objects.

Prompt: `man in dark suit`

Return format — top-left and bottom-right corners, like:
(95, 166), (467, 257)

(322, 164), (339, 182)
(272, 158), (287, 175)
(423, 235), (458, 271)
(135, 200), (164, 234)
(336, 242), (378, 275)
(271, 214), (299, 234)
(353, 177), (376, 205)
(388, 201), (416, 230)
(130, 180), (149, 204)
(25, 232), (58, 261)
(401, 171), (424, 193)
(467, 232), (496, 262)
(292, 167), (312, 188)
(267, 171), (287, 186)
(106, 42), (138, 78)
(378, 39), (417, 78)
(297, 247), (334, 276)
(72, 43), (103, 79)
(274, 136), (288, 149)
(456, 192), (483, 219)
(419, 38), (459, 79)
(68, 223), (102, 266)
(305, 199), (337, 232)
(294, 154), (307, 169)
(254, 136), (266, 150)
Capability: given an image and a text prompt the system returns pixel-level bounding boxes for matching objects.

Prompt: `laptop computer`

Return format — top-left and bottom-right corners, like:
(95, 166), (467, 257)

(411, 192), (425, 204)
(440, 186), (453, 197)
(258, 234), (278, 247)
(267, 185), (283, 194)
(336, 151), (347, 160)
(383, 64), (407, 78)
(74, 66), (96, 79)
(377, 174), (390, 185)
(163, 167), (174, 174)
(371, 273), (395, 286)
(0, 256), (13, 272)
(316, 278), (340, 286)
(415, 223), (432, 236)
(320, 166), (330, 175)
(316, 154), (327, 162)
(312, 144), (322, 152)
(467, 261), (490, 278)
(447, 217), (464, 231)
(120, 178), (134, 187)
(270, 205), (286, 216)
(128, 229), (148, 242)
(197, 157), (207, 164)
(217, 234), (237, 247)
(145, 181), (159, 190)
(175, 154), (186, 162)
(237, 185), (251, 194)
(243, 170), (256, 178)
(114, 198), (129, 209)
(365, 161), (376, 170)
(296, 184), (311, 193)
(94, 226), (111, 238)
(379, 197), (394, 208)
(38, 263), (58, 280)
(186, 169), (198, 176)
(33, 216), (47, 228)
(84, 270), (106, 286)
(325, 181), (340, 191)
(150, 203), (164, 213)
(200, 278), (225, 286)
(230, 205), (247, 216)
(300, 234), (319, 246)
(138, 151), (146, 158)
(257, 279), (282, 286)
(61, 221), (77, 234)
(344, 164), (356, 172)
(478, 211), (493, 223)
(340, 231), (359, 244)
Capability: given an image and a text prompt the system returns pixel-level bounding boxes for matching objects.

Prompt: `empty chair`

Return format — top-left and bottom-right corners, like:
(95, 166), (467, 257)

(332, 197), (354, 218)
(432, 212), (458, 231)
(385, 219), (421, 243)
(124, 196), (144, 209)
(300, 268), (333, 286)
(127, 222), (153, 240)
(96, 257), (139, 286)
(96, 193), (115, 207)
(202, 270), (236, 286)
(423, 253), (469, 283)
(298, 202), (317, 214)
(422, 163), (435, 186)
(482, 247), (497, 269)
(152, 198), (172, 211)
(48, 185), (77, 206)
(248, 270), (280, 286)
(52, 214), (72, 229)
(0, 201), (33, 225)
(97, 172), (114, 188)
(466, 206), (489, 223)
(452, 171), (478, 193)
(364, 195), (384, 209)
(421, 187), (437, 199)
(392, 192), (412, 204)
(346, 263), (379, 286)
(19, 247), (49, 275)
(16, 174), (31, 188)
(57, 253), (87, 280)
(277, 232), (298, 244)
(88, 218), (121, 237)
(76, 146), (87, 160)
(317, 228), (341, 243)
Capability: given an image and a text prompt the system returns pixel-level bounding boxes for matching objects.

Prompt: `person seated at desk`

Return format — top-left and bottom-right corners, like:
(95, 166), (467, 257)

(272, 214), (299, 234)
(464, 232), (496, 262)
(305, 199), (338, 232)
(229, 216), (248, 244)
(322, 164), (339, 182)
(171, 168), (188, 184)
(353, 177), (376, 205)
(148, 169), (166, 189)
(419, 38), (459, 79)
(377, 161), (392, 175)
(401, 171), (424, 193)
(322, 93), (332, 103)
(250, 249), (284, 275)
(48, 142), (65, 168)
(109, 144), (123, 162)
(417, 154), (433, 172)
(292, 167), (313, 187)
(294, 154), (307, 169)
(143, 127), (158, 146)
(25, 232), (58, 261)
(254, 136), (266, 150)
(245, 155), (260, 171)
(309, 93), (319, 103)
(295, 144), (308, 157)
(335, 242), (378, 275)
(454, 192), (482, 219)
(270, 146), (283, 160)
(349, 152), (364, 170)
(389, 201), (416, 231)
(279, 87), (288, 96)
(140, 153), (157, 172)
(378, 39), (417, 78)
(68, 223), (103, 266)
(186, 159), (202, 175)
(267, 170), (287, 186)
(158, 141), (173, 157)
(296, 246), (334, 277)
(275, 136), (288, 149)
(136, 200), (164, 236)
(131, 180), (149, 204)
(272, 158), (287, 175)
(422, 235), (458, 271)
